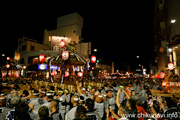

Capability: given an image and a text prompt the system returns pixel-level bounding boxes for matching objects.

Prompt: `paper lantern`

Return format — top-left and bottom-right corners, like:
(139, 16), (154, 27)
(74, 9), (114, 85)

(78, 72), (83, 77)
(168, 63), (174, 70)
(91, 55), (96, 63)
(62, 51), (69, 60)
(7, 57), (11, 60)
(22, 66), (26, 69)
(52, 70), (57, 76)
(161, 81), (167, 87)
(60, 40), (65, 48)
(65, 71), (69, 77)
(2, 73), (6, 77)
(159, 72), (165, 79)
(39, 54), (45, 62)
(6, 64), (10, 68)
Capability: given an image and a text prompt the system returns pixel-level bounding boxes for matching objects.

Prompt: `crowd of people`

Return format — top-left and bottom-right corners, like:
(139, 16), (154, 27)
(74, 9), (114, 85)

(0, 78), (180, 120)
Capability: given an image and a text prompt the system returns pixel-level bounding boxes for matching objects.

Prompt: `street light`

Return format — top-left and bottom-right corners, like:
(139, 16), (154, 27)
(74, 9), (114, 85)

(168, 48), (172, 52)
(171, 19), (176, 24)
(136, 56), (139, 58)
(93, 49), (97, 52)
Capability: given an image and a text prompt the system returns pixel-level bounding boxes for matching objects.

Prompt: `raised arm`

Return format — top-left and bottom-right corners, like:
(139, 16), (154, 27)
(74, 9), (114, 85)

(171, 95), (180, 104)
(110, 107), (120, 120)
(76, 81), (82, 95)
(116, 88), (121, 108)
(157, 96), (166, 112)
(122, 89), (130, 99)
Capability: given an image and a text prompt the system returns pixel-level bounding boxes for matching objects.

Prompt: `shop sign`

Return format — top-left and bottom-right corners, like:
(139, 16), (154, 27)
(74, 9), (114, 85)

(38, 64), (59, 70)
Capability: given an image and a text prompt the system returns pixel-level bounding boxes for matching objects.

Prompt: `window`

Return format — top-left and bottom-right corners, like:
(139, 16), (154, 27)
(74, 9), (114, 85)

(21, 45), (26, 51)
(31, 46), (35, 51)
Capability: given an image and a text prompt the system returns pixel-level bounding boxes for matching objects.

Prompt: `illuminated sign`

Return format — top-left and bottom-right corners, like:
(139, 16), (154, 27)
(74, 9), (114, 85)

(38, 64), (59, 70)
(38, 64), (47, 70)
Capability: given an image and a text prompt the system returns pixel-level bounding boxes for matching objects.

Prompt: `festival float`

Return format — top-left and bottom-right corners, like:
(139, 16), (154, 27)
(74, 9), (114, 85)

(44, 38), (90, 85)
(1, 61), (21, 78)
(160, 63), (180, 94)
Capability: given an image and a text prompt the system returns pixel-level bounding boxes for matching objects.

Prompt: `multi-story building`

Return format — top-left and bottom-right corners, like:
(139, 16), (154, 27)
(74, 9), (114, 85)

(153, 0), (180, 75)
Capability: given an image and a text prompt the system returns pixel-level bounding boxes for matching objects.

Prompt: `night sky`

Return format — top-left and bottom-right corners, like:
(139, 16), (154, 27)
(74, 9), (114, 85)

(0, 1), (155, 72)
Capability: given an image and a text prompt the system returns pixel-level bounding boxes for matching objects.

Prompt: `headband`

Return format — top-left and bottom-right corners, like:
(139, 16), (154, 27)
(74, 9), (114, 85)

(119, 85), (124, 89)
(97, 95), (103, 98)
(102, 94), (107, 97)
(64, 89), (69, 93)
(88, 86), (92, 89)
(58, 90), (64, 93)
(73, 97), (79, 101)
(49, 90), (55, 93)
(33, 93), (39, 96)
(46, 93), (54, 96)
(11, 91), (18, 94)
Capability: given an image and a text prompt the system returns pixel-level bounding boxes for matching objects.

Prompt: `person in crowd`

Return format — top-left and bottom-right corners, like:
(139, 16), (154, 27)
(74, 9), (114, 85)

(57, 88), (66, 120)
(66, 95), (79, 120)
(28, 89), (44, 120)
(38, 106), (52, 120)
(15, 102), (32, 120)
(118, 85), (126, 105)
(126, 82), (134, 97)
(0, 92), (10, 120)
(94, 94), (105, 119)
(116, 88), (138, 120)
(6, 88), (19, 106)
(107, 90), (116, 112)
(102, 93), (108, 109)
(84, 98), (101, 120)
(49, 99), (61, 120)
(70, 86), (78, 109)
(71, 86), (79, 96)
(88, 86), (95, 100)
(112, 82), (119, 94)
(74, 105), (89, 120)
(40, 91), (54, 114)
(64, 89), (71, 113)
(106, 105), (130, 120)
(134, 98), (148, 120)
(133, 82), (140, 94)
(39, 86), (47, 102)
(1, 77), (180, 120)
(20, 89), (30, 104)
(162, 97), (179, 120)
(129, 90), (140, 105)
(79, 96), (85, 106)
(77, 81), (89, 100)
(0, 95), (21, 120)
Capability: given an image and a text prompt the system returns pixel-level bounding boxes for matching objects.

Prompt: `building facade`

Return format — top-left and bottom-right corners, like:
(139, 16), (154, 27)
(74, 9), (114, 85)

(153, 0), (180, 74)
